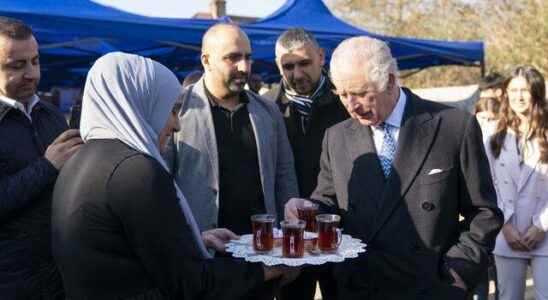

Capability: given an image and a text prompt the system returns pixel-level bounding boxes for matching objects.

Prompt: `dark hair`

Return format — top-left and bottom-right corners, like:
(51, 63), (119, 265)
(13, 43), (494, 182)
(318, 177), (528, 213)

(276, 27), (319, 51)
(490, 66), (548, 163)
(0, 17), (33, 40)
(479, 72), (505, 91)
(475, 96), (500, 115)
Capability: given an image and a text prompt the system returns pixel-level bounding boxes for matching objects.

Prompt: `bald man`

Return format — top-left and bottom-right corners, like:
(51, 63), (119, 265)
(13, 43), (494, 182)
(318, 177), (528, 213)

(170, 22), (298, 248)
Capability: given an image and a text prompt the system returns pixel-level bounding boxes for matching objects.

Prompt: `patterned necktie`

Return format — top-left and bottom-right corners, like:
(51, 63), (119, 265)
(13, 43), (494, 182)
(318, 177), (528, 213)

(378, 122), (396, 178)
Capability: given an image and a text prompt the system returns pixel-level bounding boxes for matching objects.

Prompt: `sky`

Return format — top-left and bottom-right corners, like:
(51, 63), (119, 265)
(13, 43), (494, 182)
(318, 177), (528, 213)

(93, 0), (286, 19)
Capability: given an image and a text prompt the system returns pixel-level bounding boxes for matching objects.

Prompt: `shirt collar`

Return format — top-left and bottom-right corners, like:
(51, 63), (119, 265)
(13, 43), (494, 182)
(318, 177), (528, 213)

(204, 85), (249, 108)
(382, 87), (406, 129)
(0, 94), (40, 120)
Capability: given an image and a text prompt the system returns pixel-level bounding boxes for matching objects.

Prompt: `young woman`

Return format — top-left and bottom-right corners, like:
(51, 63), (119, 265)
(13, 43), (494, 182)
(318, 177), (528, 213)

(482, 66), (548, 300)
(51, 52), (288, 299)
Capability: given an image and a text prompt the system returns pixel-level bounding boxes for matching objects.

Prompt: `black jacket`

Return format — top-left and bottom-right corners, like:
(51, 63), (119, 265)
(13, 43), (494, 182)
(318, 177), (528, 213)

(311, 89), (503, 300)
(264, 79), (349, 197)
(0, 101), (67, 299)
(52, 139), (263, 300)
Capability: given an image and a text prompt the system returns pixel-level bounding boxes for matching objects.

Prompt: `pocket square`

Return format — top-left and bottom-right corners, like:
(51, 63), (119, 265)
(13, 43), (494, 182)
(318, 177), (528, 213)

(427, 168), (443, 175)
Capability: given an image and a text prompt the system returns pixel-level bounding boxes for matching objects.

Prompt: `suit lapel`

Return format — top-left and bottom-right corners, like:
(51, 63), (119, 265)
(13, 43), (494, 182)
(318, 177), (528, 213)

(369, 95), (439, 241)
(191, 80), (220, 187)
(247, 94), (276, 215)
(517, 138), (541, 193)
(500, 130), (521, 188)
(345, 120), (386, 207)
(283, 98), (302, 142)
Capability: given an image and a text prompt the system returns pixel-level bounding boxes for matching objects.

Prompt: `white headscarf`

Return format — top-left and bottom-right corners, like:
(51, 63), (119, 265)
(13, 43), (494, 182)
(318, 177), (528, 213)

(80, 52), (210, 257)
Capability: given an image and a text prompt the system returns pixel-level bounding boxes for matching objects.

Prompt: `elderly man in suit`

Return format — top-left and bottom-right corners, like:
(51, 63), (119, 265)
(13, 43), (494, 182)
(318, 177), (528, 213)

(170, 23), (299, 237)
(285, 36), (503, 300)
(264, 28), (348, 300)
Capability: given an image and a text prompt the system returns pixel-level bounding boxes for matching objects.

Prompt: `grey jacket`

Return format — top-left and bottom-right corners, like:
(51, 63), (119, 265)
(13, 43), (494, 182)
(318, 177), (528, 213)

(168, 79), (299, 231)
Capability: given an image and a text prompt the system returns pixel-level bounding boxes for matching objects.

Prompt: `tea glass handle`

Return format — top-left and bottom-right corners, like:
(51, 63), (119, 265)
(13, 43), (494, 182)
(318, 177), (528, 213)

(290, 236), (295, 254)
(255, 229), (262, 248)
(334, 228), (342, 247)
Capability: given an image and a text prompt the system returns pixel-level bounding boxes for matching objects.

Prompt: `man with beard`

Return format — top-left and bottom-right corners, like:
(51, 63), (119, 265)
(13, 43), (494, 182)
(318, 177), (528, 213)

(170, 24), (299, 298)
(170, 23), (298, 250)
(0, 17), (83, 299)
(264, 28), (348, 300)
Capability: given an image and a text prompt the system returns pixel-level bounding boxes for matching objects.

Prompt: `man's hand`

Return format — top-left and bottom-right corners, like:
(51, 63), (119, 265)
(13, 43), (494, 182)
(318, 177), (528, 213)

(522, 225), (545, 251)
(285, 198), (313, 220)
(502, 223), (528, 251)
(448, 268), (467, 291)
(263, 265), (300, 286)
(201, 228), (239, 252)
(45, 129), (83, 170)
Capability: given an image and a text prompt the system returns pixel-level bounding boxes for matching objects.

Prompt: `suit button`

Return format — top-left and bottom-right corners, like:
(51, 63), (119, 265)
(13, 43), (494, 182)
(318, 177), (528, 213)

(504, 180), (509, 184)
(421, 202), (435, 211)
(500, 162), (505, 166)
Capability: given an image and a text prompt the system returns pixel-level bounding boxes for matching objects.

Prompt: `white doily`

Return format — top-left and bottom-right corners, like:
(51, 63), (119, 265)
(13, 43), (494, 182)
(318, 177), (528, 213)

(225, 234), (366, 266)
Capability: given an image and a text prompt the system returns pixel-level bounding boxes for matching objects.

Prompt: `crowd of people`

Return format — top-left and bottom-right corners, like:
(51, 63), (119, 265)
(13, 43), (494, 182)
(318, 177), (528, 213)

(0, 15), (546, 300)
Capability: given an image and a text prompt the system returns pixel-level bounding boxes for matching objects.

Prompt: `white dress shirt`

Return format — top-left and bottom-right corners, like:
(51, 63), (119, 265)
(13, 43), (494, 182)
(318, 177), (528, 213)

(0, 94), (40, 121)
(371, 88), (407, 152)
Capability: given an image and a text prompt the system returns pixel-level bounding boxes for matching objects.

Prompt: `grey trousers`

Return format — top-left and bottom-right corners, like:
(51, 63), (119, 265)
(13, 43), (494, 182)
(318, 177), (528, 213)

(495, 255), (548, 300)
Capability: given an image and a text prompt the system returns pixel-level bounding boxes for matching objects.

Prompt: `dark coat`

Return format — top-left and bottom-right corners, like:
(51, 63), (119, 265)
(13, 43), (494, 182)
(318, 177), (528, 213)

(0, 101), (67, 299)
(311, 89), (503, 300)
(265, 80), (348, 300)
(264, 80), (349, 197)
(52, 139), (264, 300)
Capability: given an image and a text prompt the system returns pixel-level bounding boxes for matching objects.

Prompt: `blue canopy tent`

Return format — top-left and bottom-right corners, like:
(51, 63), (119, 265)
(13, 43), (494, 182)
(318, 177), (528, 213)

(0, 0), (216, 88)
(0, 0), (484, 87)
(242, 0), (484, 81)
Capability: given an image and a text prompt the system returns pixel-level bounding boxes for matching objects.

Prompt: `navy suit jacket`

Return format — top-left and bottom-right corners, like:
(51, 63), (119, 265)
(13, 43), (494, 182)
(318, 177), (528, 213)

(311, 88), (503, 300)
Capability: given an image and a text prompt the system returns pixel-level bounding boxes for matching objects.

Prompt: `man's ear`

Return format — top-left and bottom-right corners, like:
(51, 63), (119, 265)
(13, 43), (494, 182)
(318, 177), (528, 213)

(318, 48), (326, 67)
(274, 56), (282, 72)
(200, 53), (210, 70)
(386, 74), (397, 93)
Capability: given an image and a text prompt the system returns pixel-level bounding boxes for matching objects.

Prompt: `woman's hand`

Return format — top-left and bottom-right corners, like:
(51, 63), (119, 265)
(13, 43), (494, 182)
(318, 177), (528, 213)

(522, 225), (545, 251)
(502, 223), (528, 251)
(201, 228), (239, 252)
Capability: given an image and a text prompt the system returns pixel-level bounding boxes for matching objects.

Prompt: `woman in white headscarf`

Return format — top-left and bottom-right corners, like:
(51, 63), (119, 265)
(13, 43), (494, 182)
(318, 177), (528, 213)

(51, 52), (285, 299)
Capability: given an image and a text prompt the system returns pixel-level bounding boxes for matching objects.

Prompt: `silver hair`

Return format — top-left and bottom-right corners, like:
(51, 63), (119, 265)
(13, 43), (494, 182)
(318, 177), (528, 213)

(276, 28), (320, 52)
(330, 36), (398, 91)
